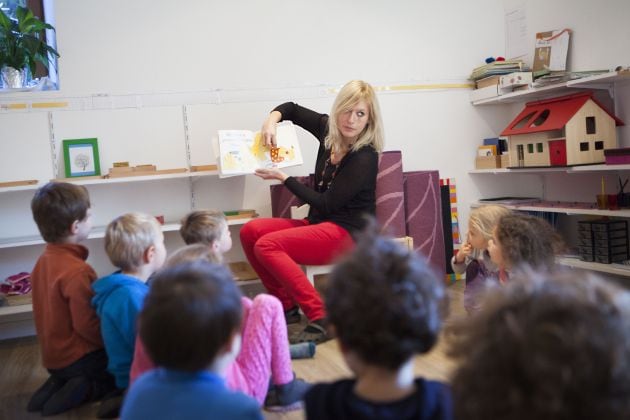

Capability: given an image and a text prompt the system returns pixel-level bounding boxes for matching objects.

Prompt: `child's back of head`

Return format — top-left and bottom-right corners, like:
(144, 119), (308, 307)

(31, 182), (91, 243)
(449, 270), (630, 420)
(138, 261), (243, 372)
(105, 212), (164, 272)
(326, 229), (447, 370)
(490, 213), (565, 272)
(165, 244), (223, 267)
(180, 210), (226, 245)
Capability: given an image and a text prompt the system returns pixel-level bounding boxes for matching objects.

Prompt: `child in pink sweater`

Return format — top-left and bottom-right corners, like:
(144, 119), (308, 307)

(130, 211), (309, 409)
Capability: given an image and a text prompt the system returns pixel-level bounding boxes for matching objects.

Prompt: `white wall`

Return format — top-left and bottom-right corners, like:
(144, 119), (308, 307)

(1, 0), (630, 281)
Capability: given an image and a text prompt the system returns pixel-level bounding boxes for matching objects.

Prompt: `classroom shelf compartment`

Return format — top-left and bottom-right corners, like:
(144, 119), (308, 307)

(557, 257), (630, 278)
(470, 164), (630, 175)
(471, 70), (630, 106)
(0, 169), (221, 195)
(0, 217), (255, 249)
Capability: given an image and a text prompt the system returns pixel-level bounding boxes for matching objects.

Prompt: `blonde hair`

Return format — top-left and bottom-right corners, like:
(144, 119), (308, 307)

(105, 212), (162, 271)
(165, 244), (223, 267)
(326, 80), (384, 154)
(179, 210), (226, 246)
(468, 205), (511, 240)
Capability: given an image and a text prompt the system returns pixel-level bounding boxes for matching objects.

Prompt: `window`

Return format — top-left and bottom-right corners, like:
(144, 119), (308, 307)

(531, 109), (550, 127)
(595, 141), (604, 150)
(537, 143), (543, 153)
(586, 116), (596, 134)
(580, 142), (589, 151)
(0, 0), (57, 89)
(527, 144), (534, 154)
(513, 112), (536, 129)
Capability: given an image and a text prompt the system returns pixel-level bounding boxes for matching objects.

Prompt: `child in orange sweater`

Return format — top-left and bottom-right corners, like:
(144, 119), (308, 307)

(28, 182), (114, 416)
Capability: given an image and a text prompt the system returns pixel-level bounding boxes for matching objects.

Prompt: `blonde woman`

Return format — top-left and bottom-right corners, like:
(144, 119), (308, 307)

(241, 80), (385, 344)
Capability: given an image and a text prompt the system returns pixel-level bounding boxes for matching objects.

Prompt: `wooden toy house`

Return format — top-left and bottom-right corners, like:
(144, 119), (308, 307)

(501, 92), (624, 167)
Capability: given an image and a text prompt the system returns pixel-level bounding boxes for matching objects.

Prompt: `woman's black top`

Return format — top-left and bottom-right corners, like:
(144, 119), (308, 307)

(274, 102), (378, 235)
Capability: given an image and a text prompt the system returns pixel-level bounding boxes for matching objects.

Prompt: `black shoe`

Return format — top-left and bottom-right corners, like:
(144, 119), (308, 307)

(41, 375), (91, 416)
(27, 376), (66, 412)
(284, 306), (301, 325)
(289, 319), (332, 345)
(264, 374), (311, 411)
(96, 388), (125, 419)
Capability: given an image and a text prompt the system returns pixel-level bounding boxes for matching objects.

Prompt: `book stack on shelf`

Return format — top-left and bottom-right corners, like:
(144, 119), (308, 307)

(469, 60), (529, 101)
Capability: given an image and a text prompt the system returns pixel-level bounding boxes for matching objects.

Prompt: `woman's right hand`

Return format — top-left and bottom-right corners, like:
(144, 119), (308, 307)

(261, 110), (282, 148)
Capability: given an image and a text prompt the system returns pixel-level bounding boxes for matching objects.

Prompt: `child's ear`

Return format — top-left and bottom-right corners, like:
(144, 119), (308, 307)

(143, 244), (156, 264)
(69, 220), (80, 235)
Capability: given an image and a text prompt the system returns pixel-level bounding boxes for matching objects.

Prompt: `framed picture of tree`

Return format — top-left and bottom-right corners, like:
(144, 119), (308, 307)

(62, 138), (101, 178)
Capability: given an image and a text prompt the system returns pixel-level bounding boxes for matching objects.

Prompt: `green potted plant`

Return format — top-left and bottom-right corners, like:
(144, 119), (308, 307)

(0, 6), (59, 88)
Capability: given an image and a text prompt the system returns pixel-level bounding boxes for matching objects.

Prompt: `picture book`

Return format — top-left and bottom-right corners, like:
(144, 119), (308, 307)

(217, 121), (303, 177)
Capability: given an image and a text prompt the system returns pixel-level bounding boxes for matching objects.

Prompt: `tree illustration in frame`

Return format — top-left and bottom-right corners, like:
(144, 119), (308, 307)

(62, 138), (101, 178)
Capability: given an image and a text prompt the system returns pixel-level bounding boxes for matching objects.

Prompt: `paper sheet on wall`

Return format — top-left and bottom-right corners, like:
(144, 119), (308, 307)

(505, 5), (528, 60)
(217, 121), (303, 177)
(533, 29), (571, 74)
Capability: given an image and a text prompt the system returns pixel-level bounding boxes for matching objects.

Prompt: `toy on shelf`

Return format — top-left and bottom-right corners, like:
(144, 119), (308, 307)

(107, 162), (187, 178)
(501, 92), (625, 168)
(0, 179), (38, 188)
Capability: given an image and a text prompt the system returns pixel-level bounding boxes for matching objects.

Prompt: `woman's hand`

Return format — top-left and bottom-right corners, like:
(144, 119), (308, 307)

(261, 111), (282, 148)
(254, 168), (289, 182)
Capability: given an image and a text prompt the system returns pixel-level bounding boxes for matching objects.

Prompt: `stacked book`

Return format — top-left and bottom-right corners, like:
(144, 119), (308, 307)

(469, 60), (529, 82)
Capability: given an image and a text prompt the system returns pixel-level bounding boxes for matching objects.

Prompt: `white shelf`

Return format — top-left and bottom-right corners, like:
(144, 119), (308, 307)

(472, 201), (630, 217)
(0, 303), (33, 317)
(558, 257), (630, 278)
(0, 217), (255, 249)
(470, 164), (630, 175)
(0, 170), (220, 194)
(471, 70), (630, 106)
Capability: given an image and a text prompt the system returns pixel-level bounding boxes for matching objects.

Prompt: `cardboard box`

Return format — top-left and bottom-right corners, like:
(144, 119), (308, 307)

(475, 156), (502, 169)
(500, 154), (510, 168)
(469, 84), (500, 102)
(499, 72), (533, 91)
(475, 75), (501, 89)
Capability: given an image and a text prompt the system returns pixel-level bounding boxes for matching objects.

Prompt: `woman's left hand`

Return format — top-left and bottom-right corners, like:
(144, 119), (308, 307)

(254, 168), (289, 182)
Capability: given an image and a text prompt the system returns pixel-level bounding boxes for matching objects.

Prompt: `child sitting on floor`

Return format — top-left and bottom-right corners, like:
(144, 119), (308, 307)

(28, 182), (114, 416)
(305, 226), (453, 419)
(121, 262), (263, 419)
(451, 205), (510, 313)
(487, 213), (565, 282)
(91, 212), (166, 418)
(130, 210), (310, 410)
(448, 270), (630, 420)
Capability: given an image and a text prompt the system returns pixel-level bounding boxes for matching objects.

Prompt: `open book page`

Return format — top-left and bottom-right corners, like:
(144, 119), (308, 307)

(217, 121), (303, 177)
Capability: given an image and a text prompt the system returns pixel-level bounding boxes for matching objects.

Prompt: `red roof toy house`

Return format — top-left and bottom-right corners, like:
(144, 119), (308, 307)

(501, 92), (624, 167)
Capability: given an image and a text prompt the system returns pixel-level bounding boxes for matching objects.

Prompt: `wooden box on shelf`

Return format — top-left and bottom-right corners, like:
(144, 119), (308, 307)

(500, 153), (510, 168)
(475, 155), (501, 170)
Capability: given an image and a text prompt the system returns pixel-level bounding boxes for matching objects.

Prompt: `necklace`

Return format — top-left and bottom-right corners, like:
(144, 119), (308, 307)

(317, 151), (341, 190)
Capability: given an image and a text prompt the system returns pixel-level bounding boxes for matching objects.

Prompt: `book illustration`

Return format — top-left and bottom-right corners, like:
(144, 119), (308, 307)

(218, 121), (303, 176)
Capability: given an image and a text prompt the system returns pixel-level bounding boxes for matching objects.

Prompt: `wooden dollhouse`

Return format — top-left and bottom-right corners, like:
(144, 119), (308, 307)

(501, 92), (624, 167)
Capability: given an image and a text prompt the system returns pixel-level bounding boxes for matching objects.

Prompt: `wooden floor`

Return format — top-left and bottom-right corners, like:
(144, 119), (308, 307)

(0, 281), (464, 420)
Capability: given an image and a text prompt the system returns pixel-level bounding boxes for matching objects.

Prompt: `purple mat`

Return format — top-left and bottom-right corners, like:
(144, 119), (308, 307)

(376, 151), (406, 237)
(270, 175), (313, 218)
(403, 170), (446, 277)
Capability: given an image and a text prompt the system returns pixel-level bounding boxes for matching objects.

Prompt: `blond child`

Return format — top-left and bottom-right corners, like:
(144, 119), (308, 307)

(28, 182), (114, 416)
(130, 210), (310, 410)
(91, 212), (166, 417)
(451, 205), (510, 313)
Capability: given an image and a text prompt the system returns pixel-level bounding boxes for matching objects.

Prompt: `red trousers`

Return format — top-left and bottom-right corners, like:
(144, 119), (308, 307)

(240, 218), (354, 321)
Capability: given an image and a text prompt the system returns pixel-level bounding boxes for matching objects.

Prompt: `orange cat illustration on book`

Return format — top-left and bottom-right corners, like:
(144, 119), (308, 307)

(250, 132), (295, 163)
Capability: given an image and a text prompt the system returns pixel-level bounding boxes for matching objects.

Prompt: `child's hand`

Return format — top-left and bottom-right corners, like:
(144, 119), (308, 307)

(455, 242), (472, 263)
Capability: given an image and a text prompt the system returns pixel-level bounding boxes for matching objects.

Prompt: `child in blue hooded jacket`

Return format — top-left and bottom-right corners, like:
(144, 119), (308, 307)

(92, 212), (166, 418)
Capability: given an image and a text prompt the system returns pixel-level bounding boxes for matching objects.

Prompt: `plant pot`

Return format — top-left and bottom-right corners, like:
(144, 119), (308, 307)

(1, 66), (26, 89)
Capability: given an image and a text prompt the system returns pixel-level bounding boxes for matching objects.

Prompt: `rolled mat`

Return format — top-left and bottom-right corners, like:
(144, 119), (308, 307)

(376, 151), (406, 237)
(403, 170), (446, 277)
